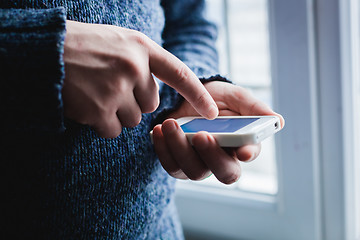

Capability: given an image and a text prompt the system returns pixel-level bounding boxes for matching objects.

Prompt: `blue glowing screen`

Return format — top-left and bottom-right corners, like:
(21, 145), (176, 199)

(180, 118), (259, 133)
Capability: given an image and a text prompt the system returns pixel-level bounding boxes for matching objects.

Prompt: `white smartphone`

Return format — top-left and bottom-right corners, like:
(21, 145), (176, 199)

(150, 116), (282, 147)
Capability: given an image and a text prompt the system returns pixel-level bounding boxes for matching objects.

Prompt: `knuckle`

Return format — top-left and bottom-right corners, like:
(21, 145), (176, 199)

(124, 61), (148, 86)
(133, 114), (142, 126)
(110, 57), (146, 83)
(94, 125), (121, 139)
(93, 116), (122, 139)
(96, 107), (110, 121)
(88, 106), (107, 126)
(175, 64), (190, 83)
(117, 56), (143, 79)
(132, 31), (149, 47)
(141, 95), (160, 113)
(122, 112), (142, 128)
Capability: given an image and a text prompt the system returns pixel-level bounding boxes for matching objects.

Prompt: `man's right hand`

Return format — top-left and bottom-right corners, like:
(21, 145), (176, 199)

(62, 20), (218, 138)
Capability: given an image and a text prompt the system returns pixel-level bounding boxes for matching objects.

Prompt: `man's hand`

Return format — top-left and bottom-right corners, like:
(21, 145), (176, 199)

(62, 20), (218, 138)
(152, 81), (285, 184)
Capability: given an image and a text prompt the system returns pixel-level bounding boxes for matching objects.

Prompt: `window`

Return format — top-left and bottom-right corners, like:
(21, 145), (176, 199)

(341, 0), (360, 238)
(179, 0), (278, 195)
(175, 0), (360, 239)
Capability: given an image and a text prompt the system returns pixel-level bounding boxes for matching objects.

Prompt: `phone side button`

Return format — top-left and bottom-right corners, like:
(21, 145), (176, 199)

(257, 131), (264, 140)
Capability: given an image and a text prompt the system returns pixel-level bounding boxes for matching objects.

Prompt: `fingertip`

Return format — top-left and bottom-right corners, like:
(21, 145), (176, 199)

(200, 101), (219, 120)
(221, 168), (241, 185)
(161, 118), (180, 135)
(191, 89), (218, 120)
(235, 144), (261, 162)
(208, 104), (219, 119)
(192, 131), (212, 150)
(162, 118), (176, 125)
(152, 124), (163, 138)
(279, 115), (285, 129)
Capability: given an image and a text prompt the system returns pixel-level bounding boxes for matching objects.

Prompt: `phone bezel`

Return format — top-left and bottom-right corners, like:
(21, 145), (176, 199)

(177, 116), (279, 134)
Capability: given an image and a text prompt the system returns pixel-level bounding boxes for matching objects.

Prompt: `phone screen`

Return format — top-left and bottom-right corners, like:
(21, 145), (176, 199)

(180, 118), (259, 133)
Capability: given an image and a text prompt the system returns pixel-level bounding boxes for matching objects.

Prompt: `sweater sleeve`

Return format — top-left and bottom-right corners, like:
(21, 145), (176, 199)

(0, 7), (67, 134)
(160, 0), (219, 78)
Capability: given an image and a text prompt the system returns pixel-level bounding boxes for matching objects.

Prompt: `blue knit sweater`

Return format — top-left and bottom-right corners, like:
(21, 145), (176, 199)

(0, 1), (219, 239)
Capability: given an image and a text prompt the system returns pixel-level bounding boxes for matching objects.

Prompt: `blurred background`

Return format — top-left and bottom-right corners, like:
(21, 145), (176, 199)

(175, 0), (360, 239)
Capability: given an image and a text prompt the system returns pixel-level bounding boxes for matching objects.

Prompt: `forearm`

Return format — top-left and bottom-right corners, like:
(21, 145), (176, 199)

(0, 7), (66, 134)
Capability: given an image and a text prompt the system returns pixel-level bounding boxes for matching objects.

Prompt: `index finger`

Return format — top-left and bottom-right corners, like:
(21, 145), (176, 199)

(148, 41), (218, 119)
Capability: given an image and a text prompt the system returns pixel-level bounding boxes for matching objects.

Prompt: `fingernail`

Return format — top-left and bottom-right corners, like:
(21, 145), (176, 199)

(202, 103), (218, 119)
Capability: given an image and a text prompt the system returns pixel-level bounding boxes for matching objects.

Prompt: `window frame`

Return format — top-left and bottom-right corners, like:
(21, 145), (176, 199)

(175, 0), (359, 239)
(340, 0), (360, 239)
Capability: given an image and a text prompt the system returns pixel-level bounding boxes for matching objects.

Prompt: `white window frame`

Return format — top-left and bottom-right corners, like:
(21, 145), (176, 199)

(175, 0), (359, 239)
(340, 0), (359, 239)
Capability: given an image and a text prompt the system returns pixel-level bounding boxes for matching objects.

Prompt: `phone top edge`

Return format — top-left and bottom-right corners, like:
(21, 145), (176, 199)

(176, 115), (279, 120)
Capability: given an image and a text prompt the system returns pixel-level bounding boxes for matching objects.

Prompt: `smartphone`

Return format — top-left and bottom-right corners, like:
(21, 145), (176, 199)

(150, 116), (282, 147)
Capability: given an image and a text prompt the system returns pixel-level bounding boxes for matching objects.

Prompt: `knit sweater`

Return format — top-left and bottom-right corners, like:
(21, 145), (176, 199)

(0, 1), (219, 239)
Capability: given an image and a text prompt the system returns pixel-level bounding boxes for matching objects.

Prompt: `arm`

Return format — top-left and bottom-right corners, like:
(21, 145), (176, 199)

(0, 8), (66, 134)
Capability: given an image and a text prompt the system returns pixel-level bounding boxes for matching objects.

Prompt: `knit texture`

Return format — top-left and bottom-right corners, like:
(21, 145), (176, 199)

(0, 7), (66, 133)
(1, 0), (219, 239)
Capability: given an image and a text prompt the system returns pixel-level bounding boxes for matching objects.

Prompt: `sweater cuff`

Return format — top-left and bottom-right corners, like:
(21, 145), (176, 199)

(199, 74), (232, 85)
(0, 8), (67, 134)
